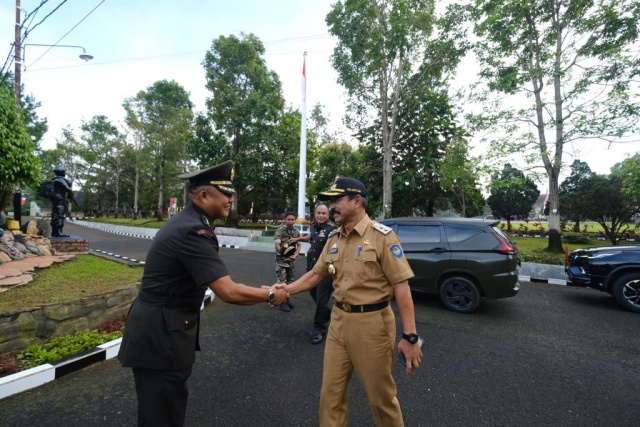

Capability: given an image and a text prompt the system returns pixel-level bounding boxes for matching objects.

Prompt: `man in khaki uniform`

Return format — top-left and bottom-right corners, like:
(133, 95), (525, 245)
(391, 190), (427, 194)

(280, 177), (423, 427)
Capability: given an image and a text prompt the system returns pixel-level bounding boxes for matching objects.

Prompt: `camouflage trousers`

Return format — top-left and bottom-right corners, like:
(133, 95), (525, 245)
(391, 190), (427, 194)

(275, 264), (295, 284)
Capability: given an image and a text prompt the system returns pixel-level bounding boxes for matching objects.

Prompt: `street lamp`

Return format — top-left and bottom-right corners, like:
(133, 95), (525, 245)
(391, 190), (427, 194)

(9, 43), (93, 226)
(23, 43), (95, 65)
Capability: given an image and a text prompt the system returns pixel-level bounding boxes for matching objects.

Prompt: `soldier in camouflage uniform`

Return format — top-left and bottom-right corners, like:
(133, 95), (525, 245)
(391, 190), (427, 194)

(275, 212), (301, 312)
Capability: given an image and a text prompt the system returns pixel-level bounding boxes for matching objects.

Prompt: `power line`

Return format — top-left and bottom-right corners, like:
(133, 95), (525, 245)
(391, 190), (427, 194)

(27, 48), (331, 72)
(21, 0), (53, 42)
(28, 0), (107, 69)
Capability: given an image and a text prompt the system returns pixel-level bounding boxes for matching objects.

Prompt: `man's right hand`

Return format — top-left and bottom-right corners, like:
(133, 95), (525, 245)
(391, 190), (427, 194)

(271, 285), (289, 305)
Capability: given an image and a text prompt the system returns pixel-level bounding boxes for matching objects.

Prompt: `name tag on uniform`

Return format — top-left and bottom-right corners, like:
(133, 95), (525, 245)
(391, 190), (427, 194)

(329, 243), (338, 254)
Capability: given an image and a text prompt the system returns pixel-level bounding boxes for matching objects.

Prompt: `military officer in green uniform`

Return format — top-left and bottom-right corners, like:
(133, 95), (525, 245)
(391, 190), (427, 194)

(279, 177), (423, 427)
(274, 211), (301, 312)
(118, 160), (288, 427)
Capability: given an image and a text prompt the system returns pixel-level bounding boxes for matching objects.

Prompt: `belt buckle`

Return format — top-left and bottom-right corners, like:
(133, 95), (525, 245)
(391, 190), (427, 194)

(342, 302), (351, 313)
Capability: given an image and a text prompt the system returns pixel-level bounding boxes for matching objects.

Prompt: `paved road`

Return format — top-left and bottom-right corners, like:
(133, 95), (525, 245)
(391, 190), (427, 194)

(1, 226), (638, 426)
(64, 221), (153, 261)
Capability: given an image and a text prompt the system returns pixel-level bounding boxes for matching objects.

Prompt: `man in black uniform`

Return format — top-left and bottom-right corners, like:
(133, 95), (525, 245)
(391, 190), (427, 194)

(118, 160), (289, 427)
(289, 204), (336, 344)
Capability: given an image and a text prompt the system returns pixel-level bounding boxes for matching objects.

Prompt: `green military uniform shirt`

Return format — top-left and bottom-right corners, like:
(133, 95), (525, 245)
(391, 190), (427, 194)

(274, 224), (301, 267)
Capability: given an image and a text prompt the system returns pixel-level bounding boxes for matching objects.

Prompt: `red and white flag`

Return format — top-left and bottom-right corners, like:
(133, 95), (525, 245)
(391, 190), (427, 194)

(297, 54), (308, 220)
(301, 57), (306, 103)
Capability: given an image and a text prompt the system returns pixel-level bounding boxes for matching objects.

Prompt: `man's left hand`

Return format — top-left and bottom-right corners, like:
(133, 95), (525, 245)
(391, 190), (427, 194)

(397, 338), (423, 374)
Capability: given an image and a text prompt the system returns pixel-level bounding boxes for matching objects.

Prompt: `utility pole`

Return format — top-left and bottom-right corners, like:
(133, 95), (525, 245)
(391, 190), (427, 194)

(13, 0), (23, 225)
(14, 0), (21, 105)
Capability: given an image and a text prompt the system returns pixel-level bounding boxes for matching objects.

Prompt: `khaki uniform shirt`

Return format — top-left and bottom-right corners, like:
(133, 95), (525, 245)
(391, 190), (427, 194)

(312, 214), (414, 305)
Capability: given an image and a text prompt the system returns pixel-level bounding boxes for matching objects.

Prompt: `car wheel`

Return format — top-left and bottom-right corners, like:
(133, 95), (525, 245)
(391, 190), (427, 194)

(439, 276), (481, 313)
(612, 273), (640, 313)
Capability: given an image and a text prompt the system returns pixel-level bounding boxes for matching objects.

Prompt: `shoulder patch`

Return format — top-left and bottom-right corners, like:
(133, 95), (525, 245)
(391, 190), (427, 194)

(197, 229), (215, 239)
(371, 222), (392, 235)
(328, 229), (339, 238)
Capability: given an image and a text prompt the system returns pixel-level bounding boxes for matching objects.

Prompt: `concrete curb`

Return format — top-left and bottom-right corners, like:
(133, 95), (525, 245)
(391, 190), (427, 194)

(0, 290), (215, 401)
(71, 220), (251, 248)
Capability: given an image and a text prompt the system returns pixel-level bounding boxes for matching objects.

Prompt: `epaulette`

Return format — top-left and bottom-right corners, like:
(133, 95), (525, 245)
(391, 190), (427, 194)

(328, 229), (339, 238)
(371, 221), (392, 235)
(197, 229), (216, 239)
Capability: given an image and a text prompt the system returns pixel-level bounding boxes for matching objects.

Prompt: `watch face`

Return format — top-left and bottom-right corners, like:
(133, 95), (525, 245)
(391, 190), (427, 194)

(404, 333), (419, 344)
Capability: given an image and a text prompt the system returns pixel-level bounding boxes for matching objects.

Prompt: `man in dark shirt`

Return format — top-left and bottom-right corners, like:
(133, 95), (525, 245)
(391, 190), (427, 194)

(290, 204), (336, 344)
(118, 160), (288, 427)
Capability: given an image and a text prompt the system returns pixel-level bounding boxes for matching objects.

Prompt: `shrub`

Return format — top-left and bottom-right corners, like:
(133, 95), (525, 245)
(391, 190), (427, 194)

(0, 351), (20, 376)
(562, 233), (592, 244)
(16, 329), (123, 370)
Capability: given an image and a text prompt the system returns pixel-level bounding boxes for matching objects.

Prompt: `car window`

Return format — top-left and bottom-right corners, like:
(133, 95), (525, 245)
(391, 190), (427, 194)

(397, 225), (441, 243)
(444, 225), (482, 243)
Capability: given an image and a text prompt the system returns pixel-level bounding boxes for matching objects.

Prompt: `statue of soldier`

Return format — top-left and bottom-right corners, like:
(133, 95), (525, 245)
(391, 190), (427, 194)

(49, 165), (76, 237)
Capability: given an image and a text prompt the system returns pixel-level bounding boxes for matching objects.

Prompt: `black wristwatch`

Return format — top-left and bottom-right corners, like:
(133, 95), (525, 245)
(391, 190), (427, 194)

(402, 333), (419, 344)
(267, 287), (275, 303)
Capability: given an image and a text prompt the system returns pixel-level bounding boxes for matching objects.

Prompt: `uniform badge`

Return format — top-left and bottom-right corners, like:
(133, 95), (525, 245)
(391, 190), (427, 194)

(329, 243), (338, 254)
(364, 240), (370, 245)
(328, 264), (336, 276)
(201, 215), (211, 229)
(390, 244), (403, 258)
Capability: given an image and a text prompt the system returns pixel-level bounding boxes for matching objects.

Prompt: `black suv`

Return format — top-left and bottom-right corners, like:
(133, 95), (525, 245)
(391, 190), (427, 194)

(566, 245), (640, 313)
(380, 218), (520, 313)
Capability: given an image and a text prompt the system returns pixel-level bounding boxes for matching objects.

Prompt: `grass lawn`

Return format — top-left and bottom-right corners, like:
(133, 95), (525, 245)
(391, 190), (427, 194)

(509, 235), (622, 265)
(0, 255), (142, 313)
(505, 220), (639, 234)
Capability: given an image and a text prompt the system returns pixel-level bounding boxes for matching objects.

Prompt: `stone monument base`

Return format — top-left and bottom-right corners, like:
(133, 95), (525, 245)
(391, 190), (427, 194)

(49, 235), (89, 253)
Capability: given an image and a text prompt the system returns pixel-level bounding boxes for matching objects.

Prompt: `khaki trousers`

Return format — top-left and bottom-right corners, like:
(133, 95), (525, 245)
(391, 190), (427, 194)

(319, 305), (404, 427)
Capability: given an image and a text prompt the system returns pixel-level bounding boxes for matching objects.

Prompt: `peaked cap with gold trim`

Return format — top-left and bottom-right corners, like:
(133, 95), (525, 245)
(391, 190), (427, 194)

(318, 176), (367, 200)
(178, 160), (236, 195)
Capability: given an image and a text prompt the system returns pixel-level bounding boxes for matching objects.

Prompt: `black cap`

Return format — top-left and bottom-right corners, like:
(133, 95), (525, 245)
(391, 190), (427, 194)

(318, 177), (367, 200)
(178, 160), (236, 195)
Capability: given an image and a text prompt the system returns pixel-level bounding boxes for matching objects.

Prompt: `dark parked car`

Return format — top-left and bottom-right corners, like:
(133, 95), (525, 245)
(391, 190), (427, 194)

(380, 218), (520, 313)
(566, 245), (640, 313)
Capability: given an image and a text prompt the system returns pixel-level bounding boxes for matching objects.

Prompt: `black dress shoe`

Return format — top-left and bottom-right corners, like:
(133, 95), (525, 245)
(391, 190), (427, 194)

(280, 303), (290, 312)
(311, 331), (324, 345)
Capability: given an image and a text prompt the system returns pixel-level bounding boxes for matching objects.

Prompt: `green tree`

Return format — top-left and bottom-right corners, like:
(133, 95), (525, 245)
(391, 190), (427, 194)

(468, 0), (640, 251)
(616, 153), (640, 206)
(0, 86), (41, 211)
(559, 160), (594, 230)
(488, 163), (540, 229)
(327, 0), (436, 218)
(583, 172), (639, 245)
(309, 103), (336, 146)
(201, 33), (285, 225)
(76, 116), (125, 214)
(127, 80), (193, 220)
(440, 137), (484, 218)
(0, 72), (48, 150)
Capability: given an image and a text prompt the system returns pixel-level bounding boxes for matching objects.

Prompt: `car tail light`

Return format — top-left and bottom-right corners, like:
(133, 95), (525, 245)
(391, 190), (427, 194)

(494, 234), (518, 255)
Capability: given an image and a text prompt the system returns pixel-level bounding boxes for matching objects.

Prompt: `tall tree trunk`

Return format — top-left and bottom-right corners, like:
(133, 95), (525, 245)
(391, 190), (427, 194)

(547, 173), (562, 251)
(115, 174), (120, 216)
(381, 77), (392, 219)
(133, 169), (139, 219)
(547, 8), (564, 252)
(156, 159), (164, 221)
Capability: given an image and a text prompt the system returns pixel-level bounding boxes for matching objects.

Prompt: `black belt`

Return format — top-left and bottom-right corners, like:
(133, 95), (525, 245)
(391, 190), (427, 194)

(335, 300), (389, 313)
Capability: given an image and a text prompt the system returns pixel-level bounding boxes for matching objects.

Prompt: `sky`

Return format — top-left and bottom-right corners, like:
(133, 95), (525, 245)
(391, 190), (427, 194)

(1, 0), (637, 188)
